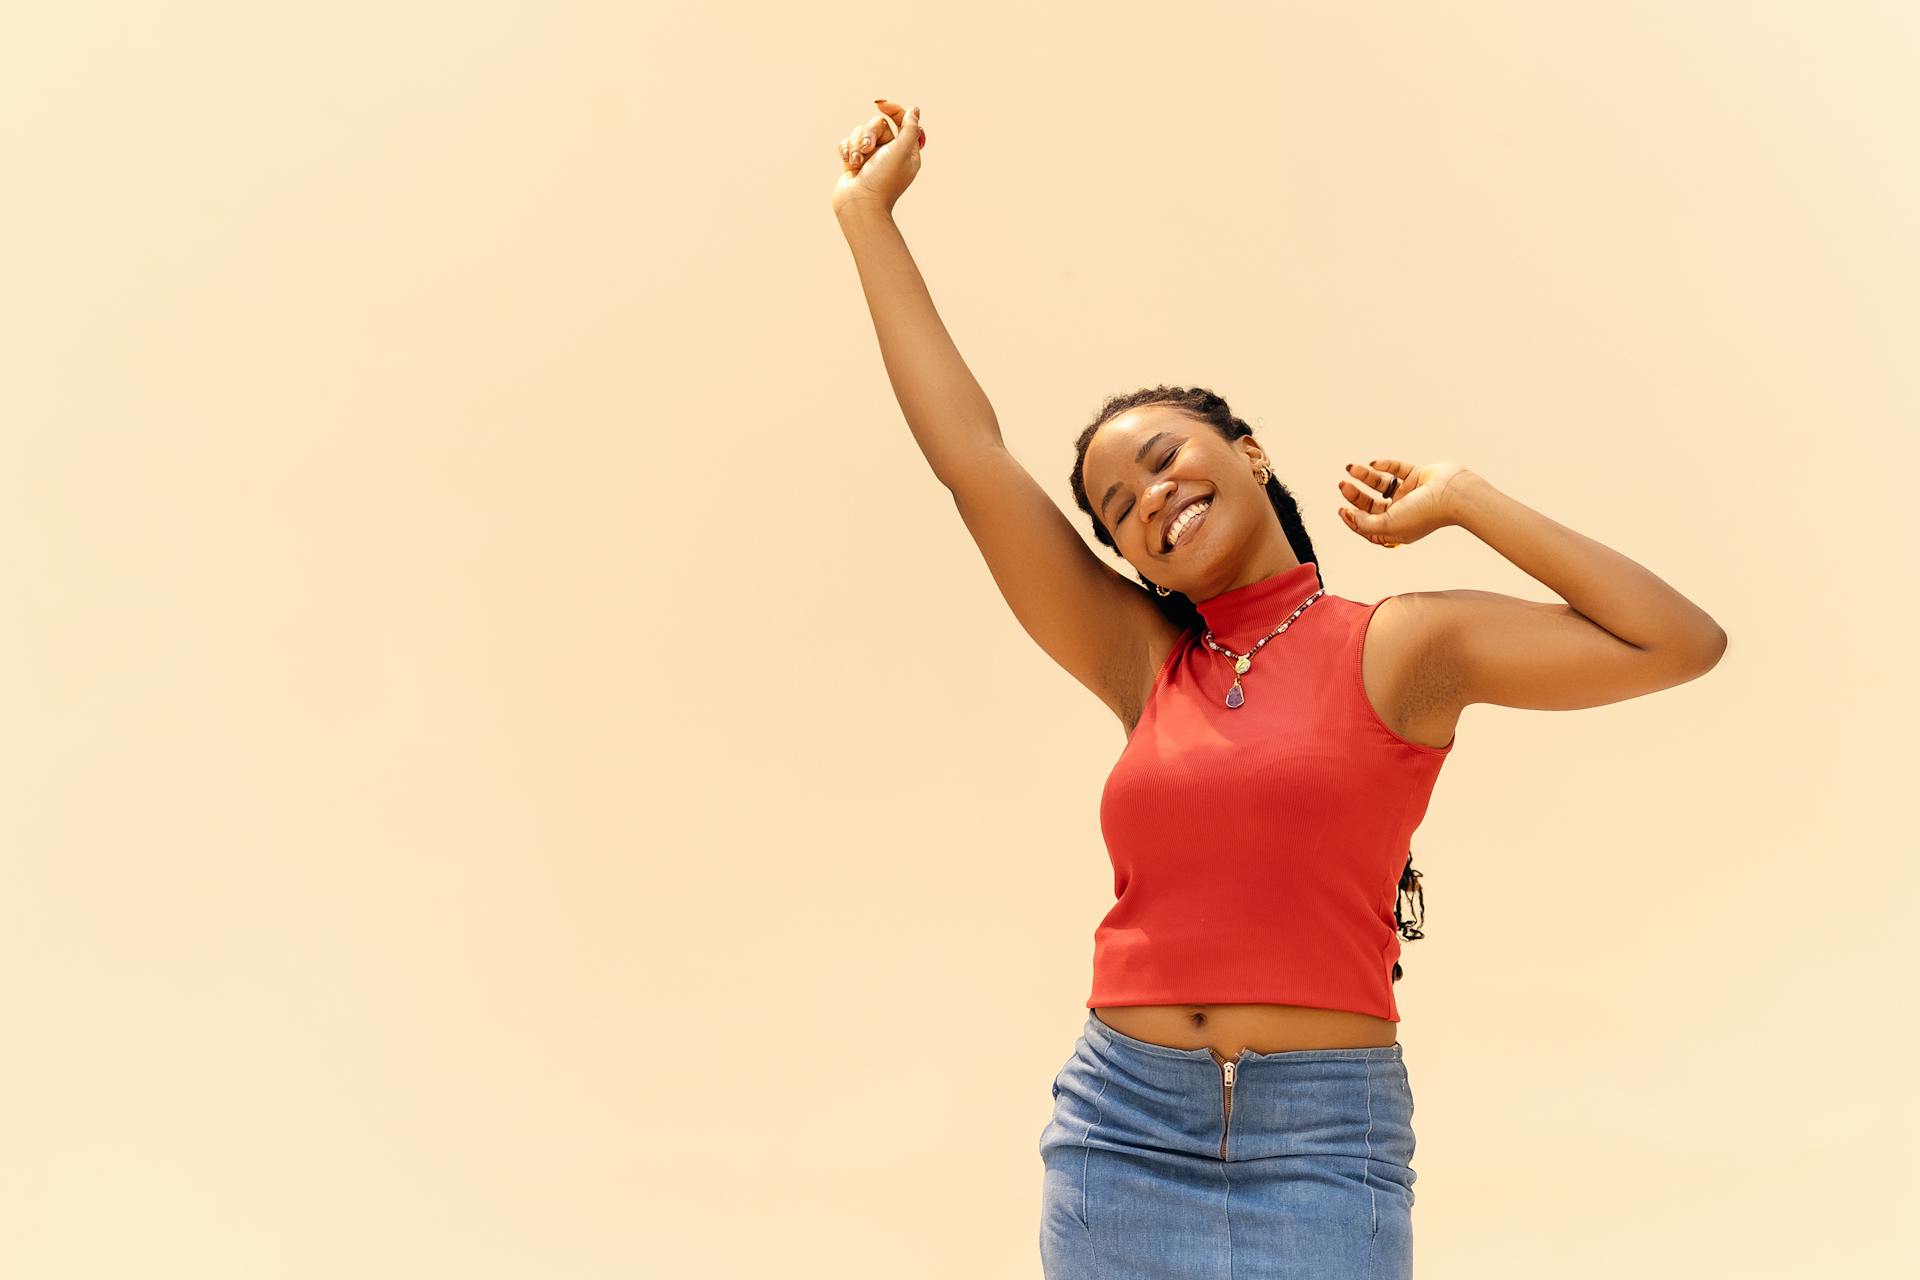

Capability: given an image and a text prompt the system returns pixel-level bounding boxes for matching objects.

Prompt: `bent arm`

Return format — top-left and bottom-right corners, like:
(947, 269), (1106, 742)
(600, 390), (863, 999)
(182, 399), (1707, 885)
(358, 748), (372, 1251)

(1445, 470), (1727, 666)
(838, 203), (1000, 485)
(1390, 475), (1735, 725)
(1401, 470), (1728, 719)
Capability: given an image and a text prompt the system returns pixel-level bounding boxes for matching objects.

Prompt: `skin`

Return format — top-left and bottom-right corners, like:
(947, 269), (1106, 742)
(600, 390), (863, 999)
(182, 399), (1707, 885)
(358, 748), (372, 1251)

(1079, 406), (1727, 1058)
(831, 111), (1726, 1060)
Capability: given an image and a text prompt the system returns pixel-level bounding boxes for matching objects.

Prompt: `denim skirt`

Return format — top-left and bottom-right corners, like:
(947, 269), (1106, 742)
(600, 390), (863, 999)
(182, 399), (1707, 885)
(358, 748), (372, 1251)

(1037, 1011), (1417, 1279)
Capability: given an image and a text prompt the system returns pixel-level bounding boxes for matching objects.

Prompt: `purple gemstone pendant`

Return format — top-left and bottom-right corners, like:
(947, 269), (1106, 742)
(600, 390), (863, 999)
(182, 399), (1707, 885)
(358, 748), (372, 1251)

(1225, 680), (1245, 709)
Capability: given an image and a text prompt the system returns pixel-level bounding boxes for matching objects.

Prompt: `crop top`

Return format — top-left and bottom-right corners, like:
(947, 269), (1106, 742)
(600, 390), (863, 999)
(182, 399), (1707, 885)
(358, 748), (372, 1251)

(1088, 559), (1455, 1022)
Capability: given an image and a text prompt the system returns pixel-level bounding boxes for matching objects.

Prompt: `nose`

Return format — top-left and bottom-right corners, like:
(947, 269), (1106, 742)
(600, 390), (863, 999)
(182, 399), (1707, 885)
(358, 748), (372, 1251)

(1137, 479), (1175, 533)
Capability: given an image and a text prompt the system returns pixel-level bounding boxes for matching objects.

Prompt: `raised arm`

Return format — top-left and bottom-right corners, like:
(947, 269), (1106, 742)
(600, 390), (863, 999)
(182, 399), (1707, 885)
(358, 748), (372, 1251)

(836, 201), (1002, 483)
(832, 103), (1172, 730)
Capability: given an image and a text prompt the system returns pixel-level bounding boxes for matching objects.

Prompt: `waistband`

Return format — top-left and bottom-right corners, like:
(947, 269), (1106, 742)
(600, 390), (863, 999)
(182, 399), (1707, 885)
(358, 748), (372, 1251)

(1086, 1010), (1404, 1065)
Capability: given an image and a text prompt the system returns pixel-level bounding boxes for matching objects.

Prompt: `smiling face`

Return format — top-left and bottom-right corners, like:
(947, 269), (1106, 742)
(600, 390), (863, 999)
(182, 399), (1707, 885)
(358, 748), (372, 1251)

(1083, 405), (1292, 597)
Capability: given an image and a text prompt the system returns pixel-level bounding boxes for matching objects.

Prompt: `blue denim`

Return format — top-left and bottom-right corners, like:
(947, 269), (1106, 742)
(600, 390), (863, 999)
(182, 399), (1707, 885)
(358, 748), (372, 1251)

(1038, 1011), (1417, 1279)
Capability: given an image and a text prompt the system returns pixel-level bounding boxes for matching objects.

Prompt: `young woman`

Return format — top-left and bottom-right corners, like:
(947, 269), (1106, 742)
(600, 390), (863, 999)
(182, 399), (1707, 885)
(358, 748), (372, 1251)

(833, 102), (1727, 1280)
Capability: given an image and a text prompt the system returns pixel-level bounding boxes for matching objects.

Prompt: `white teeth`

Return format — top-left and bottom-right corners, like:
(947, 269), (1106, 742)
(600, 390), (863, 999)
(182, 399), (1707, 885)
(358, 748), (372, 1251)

(1166, 498), (1211, 549)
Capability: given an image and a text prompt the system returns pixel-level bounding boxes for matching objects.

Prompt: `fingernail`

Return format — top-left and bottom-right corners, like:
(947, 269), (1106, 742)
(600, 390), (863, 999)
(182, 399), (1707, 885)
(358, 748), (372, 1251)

(862, 135), (873, 149)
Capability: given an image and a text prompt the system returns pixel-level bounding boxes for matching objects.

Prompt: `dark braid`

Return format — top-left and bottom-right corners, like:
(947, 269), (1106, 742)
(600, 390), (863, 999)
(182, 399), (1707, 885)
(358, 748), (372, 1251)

(1069, 383), (1430, 984)
(1391, 850), (1425, 983)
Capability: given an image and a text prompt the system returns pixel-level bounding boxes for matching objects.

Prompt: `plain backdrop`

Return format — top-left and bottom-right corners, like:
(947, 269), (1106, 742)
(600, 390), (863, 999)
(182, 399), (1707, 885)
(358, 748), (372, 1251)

(3, 2), (1914, 1276)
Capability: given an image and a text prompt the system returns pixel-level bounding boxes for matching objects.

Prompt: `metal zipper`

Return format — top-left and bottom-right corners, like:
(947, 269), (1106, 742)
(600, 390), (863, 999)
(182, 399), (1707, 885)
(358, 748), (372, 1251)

(1211, 1052), (1237, 1160)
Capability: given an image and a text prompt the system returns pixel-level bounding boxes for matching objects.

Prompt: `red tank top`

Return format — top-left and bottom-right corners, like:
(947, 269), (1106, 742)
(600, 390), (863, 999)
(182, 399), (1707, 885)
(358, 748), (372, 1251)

(1089, 560), (1454, 1021)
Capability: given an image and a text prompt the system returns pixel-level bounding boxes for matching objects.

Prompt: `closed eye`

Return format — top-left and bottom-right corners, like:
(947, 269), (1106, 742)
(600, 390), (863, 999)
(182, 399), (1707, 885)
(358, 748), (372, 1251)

(1116, 445), (1181, 522)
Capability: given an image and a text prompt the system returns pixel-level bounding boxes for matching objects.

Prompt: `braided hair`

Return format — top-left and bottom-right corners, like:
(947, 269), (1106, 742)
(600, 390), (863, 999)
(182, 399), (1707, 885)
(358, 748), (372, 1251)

(1391, 850), (1425, 982)
(1069, 384), (1431, 984)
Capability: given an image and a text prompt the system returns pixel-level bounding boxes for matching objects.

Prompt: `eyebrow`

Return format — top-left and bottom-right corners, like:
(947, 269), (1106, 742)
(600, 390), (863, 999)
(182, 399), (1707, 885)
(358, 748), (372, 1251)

(1099, 431), (1176, 520)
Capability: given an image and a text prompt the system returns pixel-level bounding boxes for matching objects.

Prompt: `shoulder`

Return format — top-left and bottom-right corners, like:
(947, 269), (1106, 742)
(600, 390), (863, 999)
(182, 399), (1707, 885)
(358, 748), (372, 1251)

(1361, 590), (1449, 647)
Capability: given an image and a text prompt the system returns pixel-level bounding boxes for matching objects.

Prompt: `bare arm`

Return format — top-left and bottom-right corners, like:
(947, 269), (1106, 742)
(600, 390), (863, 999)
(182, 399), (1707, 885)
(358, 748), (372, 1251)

(830, 130), (1169, 728)
(1440, 469), (1727, 670)
(837, 202), (1001, 483)
(1365, 468), (1729, 717)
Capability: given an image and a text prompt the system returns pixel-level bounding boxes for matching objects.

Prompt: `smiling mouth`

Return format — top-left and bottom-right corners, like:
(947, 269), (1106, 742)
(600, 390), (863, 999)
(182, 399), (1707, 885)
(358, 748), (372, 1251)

(1164, 497), (1212, 552)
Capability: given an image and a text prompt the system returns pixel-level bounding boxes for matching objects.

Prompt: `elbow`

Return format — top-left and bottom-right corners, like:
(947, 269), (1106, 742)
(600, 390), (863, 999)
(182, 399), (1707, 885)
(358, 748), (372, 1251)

(1647, 620), (1726, 681)
(1682, 623), (1729, 677)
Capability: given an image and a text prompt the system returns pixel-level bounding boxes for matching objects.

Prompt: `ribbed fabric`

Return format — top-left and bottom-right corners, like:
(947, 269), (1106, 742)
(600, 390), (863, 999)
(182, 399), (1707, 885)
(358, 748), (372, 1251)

(1088, 560), (1454, 1021)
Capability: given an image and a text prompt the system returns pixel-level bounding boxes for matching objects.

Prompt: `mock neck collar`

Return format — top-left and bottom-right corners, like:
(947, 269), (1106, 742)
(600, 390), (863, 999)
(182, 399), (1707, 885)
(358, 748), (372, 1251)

(1192, 560), (1323, 649)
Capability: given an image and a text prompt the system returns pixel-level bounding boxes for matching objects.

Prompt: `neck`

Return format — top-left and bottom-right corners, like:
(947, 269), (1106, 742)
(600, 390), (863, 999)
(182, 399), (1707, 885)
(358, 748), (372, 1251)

(1197, 553), (1306, 602)
(1192, 559), (1322, 650)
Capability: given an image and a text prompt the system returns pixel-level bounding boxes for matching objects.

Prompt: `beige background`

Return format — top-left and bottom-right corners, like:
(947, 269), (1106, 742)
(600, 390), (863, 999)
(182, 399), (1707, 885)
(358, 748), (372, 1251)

(3, 2), (1913, 1276)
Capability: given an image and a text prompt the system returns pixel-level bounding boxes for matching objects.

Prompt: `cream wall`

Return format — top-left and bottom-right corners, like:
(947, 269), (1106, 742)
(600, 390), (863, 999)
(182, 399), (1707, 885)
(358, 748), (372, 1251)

(2, 2), (1913, 1276)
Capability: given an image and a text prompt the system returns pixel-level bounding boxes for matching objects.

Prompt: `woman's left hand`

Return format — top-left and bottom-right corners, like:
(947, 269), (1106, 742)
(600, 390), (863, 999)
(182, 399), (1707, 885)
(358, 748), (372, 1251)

(1336, 459), (1472, 548)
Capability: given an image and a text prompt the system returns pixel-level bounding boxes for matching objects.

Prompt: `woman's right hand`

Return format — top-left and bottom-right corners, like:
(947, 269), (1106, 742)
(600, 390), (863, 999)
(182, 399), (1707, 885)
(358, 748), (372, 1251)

(832, 100), (926, 220)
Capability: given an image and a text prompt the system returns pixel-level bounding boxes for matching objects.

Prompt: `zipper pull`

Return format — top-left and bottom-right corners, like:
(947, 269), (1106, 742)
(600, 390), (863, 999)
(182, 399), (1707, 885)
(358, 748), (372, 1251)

(1222, 1061), (1235, 1087)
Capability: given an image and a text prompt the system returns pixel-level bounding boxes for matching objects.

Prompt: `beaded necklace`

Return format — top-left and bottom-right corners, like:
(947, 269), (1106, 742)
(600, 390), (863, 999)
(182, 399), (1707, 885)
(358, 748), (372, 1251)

(1198, 587), (1324, 708)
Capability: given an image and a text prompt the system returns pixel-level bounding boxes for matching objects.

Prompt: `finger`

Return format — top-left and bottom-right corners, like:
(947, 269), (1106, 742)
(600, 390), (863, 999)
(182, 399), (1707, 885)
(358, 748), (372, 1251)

(872, 99), (928, 148)
(1342, 462), (1391, 502)
(1338, 503), (1398, 547)
(847, 115), (894, 167)
(1338, 472), (1390, 514)
(1337, 504), (1380, 538)
(1365, 459), (1413, 503)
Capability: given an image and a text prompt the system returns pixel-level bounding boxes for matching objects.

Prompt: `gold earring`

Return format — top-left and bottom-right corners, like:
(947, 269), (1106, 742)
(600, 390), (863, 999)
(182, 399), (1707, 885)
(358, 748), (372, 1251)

(1155, 583), (1171, 596)
(1255, 467), (1270, 484)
